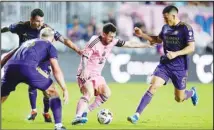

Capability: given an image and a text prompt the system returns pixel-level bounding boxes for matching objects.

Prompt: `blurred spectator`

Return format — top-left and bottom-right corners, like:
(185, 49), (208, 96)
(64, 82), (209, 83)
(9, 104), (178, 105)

(117, 3), (134, 41)
(103, 11), (117, 27)
(89, 16), (97, 34)
(193, 24), (213, 53)
(82, 24), (95, 41)
(67, 15), (84, 42)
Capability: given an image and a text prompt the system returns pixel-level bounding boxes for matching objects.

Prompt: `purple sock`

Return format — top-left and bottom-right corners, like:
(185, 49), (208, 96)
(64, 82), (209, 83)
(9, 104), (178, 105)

(28, 87), (37, 110)
(184, 90), (194, 100)
(136, 91), (153, 114)
(43, 97), (50, 113)
(50, 97), (62, 124)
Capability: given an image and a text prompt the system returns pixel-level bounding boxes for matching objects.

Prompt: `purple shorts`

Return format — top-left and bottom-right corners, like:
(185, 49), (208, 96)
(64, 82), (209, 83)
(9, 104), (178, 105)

(153, 64), (188, 90)
(1, 64), (53, 97)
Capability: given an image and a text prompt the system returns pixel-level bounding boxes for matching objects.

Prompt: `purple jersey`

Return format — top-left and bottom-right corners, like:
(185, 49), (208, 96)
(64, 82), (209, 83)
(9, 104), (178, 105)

(159, 22), (194, 70)
(9, 21), (61, 46)
(7, 38), (58, 67)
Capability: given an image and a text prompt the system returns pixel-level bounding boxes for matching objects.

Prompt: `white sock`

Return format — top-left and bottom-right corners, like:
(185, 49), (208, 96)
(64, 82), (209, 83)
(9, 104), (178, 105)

(55, 123), (63, 128)
(32, 109), (37, 112)
(135, 112), (140, 118)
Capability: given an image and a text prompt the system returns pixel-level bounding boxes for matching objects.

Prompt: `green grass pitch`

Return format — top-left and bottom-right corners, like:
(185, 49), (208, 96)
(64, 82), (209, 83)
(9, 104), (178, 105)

(2, 82), (213, 129)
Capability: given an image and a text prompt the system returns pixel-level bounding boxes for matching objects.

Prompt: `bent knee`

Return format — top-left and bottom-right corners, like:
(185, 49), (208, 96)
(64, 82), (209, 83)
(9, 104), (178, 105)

(148, 84), (161, 94)
(46, 86), (59, 98)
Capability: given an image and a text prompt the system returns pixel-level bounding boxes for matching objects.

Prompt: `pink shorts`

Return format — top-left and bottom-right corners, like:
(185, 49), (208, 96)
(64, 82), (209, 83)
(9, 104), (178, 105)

(77, 75), (107, 96)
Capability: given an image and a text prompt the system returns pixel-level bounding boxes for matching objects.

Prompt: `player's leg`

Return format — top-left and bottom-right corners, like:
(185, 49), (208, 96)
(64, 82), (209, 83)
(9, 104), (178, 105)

(27, 87), (38, 120)
(38, 64), (52, 122)
(27, 67), (65, 130)
(45, 84), (66, 130)
(71, 78), (94, 125)
(42, 91), (52, 122)
(127, 65), (168, 124)
(87, 77), (110, 113)
(172, 71), (198, 105)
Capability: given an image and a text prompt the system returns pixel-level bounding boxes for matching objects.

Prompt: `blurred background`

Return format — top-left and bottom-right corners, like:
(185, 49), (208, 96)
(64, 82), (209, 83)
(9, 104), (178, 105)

(1, 2), (213, 84)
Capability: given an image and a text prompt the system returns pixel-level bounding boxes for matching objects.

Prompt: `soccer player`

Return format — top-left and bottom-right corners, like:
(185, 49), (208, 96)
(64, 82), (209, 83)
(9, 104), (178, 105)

(1, 27), (68, 130)
(127, 5), (199, 124)
(1, 8), (80, 122)
(71, 23), (152, 125)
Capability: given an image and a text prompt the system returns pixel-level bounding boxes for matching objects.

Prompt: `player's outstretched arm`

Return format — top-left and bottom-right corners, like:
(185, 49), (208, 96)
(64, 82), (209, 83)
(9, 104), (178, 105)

(1, 27), (10, 33)
(50, 58), (69, 104)
(1, 47), (19, 68)
(58, 36), (81, 55)
(134, 27), (162, 45)
(121, 41), (152, 48)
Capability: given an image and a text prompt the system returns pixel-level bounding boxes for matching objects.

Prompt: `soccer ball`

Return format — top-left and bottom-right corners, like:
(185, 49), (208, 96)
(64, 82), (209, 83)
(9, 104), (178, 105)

(97, 109), (113, 124)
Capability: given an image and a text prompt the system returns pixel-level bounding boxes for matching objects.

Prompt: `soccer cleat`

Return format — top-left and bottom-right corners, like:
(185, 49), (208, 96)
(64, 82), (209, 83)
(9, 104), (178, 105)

(43, 113), (52, 123)
(71, 117), (88, 125)
(27, 111), (37, 121)
(191, 87), (198, 106)
(127, 114), (139, 124)
(55, 126), (66, 130)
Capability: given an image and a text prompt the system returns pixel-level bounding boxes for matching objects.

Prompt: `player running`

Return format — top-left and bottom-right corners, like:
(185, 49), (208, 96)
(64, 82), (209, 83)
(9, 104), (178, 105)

(1, 27), (68, 130)
(1, 8), (80, 122)
(71, 23), (152, 125)
(127, 5), (199, 124)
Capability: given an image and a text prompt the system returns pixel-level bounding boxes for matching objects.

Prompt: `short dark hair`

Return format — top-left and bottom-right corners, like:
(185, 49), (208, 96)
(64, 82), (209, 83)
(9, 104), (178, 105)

(31, 8), (44, 18)
(103, 23), (116, 34)
(162, 5), (178, 14)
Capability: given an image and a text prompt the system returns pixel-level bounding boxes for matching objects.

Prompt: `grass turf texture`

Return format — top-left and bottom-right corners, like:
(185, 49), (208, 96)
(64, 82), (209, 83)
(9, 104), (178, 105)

(2, 82), (213, 129)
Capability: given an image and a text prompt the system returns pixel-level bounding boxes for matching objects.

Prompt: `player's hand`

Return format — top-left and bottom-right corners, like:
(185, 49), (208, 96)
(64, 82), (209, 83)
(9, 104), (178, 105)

(134, 27), (143, 37)
(63, 89), (69, 105)
(166, 50), (178, 60)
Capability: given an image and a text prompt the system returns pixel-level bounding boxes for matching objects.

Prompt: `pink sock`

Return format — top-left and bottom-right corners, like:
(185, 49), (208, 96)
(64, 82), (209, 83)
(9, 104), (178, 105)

(76, 96), (89, 117)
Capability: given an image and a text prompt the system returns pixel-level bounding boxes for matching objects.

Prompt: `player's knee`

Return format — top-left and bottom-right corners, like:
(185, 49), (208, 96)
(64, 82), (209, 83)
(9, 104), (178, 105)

(174, 96), (184, 103)
(148, 84), (160, 94)
(45, 86), (59, 98)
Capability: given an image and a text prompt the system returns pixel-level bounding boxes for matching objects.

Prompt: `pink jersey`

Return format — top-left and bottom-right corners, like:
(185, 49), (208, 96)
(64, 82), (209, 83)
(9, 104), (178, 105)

(77, 35), (124, 77)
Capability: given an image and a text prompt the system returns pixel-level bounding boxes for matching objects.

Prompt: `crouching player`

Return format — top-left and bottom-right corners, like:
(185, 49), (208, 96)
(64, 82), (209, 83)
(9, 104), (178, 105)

(1, 28), (68, 130)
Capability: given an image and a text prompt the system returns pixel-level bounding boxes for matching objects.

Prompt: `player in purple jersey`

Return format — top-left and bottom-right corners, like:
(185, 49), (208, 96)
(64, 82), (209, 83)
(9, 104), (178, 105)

(1, 9), (80, 122)
(1, 28), (68, 130)
(127, 5), (199, 124)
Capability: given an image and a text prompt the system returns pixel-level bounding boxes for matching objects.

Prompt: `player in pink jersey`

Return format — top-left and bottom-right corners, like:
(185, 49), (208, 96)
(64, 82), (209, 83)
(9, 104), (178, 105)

(72, 23), (152, 125)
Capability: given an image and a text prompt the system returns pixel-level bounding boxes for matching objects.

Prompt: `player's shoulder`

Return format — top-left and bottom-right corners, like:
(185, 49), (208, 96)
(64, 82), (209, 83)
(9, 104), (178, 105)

(87, 35), (101, 48)
(89, 35), (100, 41)
(178, 22), (193, 30)
(13, 21), (30, 27)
